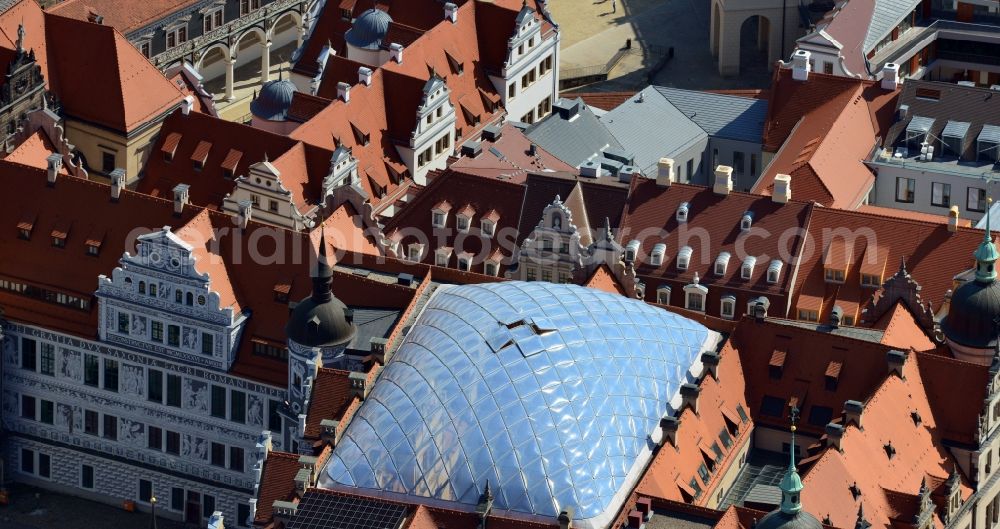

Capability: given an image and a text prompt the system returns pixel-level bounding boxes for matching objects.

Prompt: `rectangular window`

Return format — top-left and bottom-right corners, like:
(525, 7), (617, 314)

(39, 344), (54, 376)
(102, 151), (116, 174)
(969, 187), (987, 212)
(103, 414), (118, 440)
(541, 269), (552, 283)
(230, 390), (247, 424)
(895, 177), (915, 203)
(166, 374), (182, 407)
(931, 182), (951, 207)
(147, 369), (163, 403)
(139, 479), (153, 503)
(167, 325), (180, 347)
(203, 495), (216, 519)
(21, 449), (34, 474)
(140, 42), (151, 58)
(81, 465), (94, 489)
(686, 159), (694, 183)
(40, 400), (54, 424)
(118, 312), (129, 333)
(21, 338), (37, 371)
(733, 152), (745, 175)
(84, 410), (99, 435)
(148, 426), (163, 451)
(229, 446), (245, 472)
(268, 400), (282, 432)
(151, 321), (163, 342)
(171, 487), (184, 511)
(238, 504), (251, 528)
(165, 431), (180, 455)
(211, 442), (226, 467)
(84, 354), (99, 387)
(202, 333), (214, 355)
(211, 386), (227, 419)
(38, 453), (50, 479)
(103, 359), (119, 392)
(21, 394), (36, 420)
(508, 84), (515, 98)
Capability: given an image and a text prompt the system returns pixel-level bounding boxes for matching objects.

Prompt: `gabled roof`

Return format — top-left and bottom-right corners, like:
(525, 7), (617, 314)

(516, 171), (630, 245)
(864, 0), (922, 52)
(653, 86), (768, 143)
(43, 12), (185, 133)
(253, 450), (304, 525)
(526, 99), (626, 168)
(303, 368), (358, 439)
(449, 122), (575, 181)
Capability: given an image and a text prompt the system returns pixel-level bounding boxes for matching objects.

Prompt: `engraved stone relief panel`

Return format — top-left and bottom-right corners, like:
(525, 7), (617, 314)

(185, 379), (210, 414)
(121, 364), (144, 398)
(247, 395), (263, 427)
(58, 348), (82, 382)
(120, 419), (145, 448)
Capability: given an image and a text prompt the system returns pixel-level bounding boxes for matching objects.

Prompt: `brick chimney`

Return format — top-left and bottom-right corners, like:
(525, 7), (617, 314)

(773, 173), (791, 203)
(173, 183), (190, 216)
(46, 153), (62, 186)
(825, 422), (844, 451)
(791, 49), (811, 81)
(390, 43), (404, 64)
(238, 199), (252, 229)
(656, 158), (674, 187)
(843, 400), (864, 429)
(881, 63), (900, 91)
(358, 66), (373, 86)
(949, 205), (960, 233)
(445, 2), (458, 22)
(887, 349), (907, 378)
(713, 165), (732, 196)
(337, 82), (350, 102)
(110, 168), (126, 201)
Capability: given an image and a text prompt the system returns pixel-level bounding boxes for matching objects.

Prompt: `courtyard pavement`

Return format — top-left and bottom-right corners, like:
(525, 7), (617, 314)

(0, 484), (185, 529)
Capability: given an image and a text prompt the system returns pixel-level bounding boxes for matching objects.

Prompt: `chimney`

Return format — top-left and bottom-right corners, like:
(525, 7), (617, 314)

(46, 153), (62, 186)
(173, 183), (190, 215)
(579, 160), (602, 178)
(619, 165), (639, 183)
(272, 501), (298, 527)
(949, 205), (960, 233)
(843, 400), (864, 429)
(701, 351), (720, 381)
(110, 168), (126, 201)
(679, 383), (700, 414)
(389, 43), (404, 64)
(636, 498), (652, 522)
(294, 468), (312, 495)
(659, 416), (680, 447)
(444, 2), (458, 22)
(87, 10), (103, 24)
(773, 173), (791, 203)
(558, 508), (574, 529)
(825, 422), (844, 451)
(627, 511), (643, 529)
(207, 512), (225, 529)
(297, 413), (307, 436)
(358, 66), (373, 86)
(887, 349), (907, 378)
(237, 199), (252, 229)
(181, 95), (195, 115)
(656, 158), (674, 187)
(881, 62), (900, 90)
(349, 371), (369, 399)
(336, 82), (350, 102)
(791, 49), (811, 81)
(713, 165), (733, 196)
(320, 419), (339, 445)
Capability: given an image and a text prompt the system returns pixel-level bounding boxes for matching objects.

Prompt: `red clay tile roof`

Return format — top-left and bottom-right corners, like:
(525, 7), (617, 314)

(449, 123), (575, 182)
(49, 0), (201, 34)
(3, 130), (61, 172)
(516, 171), (630, 246)
(858, 204), (972, 226)
(583, 264), (626, 295)
(253, 451), (302, 525)
(0, 0), (49, 86)
(571, 91), (637, 112)
(43, 12), (185, 133)
(875, 302), (936, 351)
(303, 368), (357, 439)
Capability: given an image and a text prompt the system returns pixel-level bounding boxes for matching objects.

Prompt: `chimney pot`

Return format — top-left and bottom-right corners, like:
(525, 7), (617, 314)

(843, 400), (864, 429)
(713, 165), (733, 196)
(679, 383), (701, 414)
(949, 205), (960, 233)
(444, 2), (458, 22)
(791, 49), (811, 81)
(773, 173), (791, 203)
(181, 95), (195, 115)
(700, 351), (720, 381)
(46, 153), (62, 186)
(887, 350), (907, 378)
(881, 63), (900, 91)
(656, 157), (675, 187)
(390, 43), (404, 64)
(825, 422), (844, 450)
(110, 168), (126, 201)
(659, 415), (680, 447)
(337, 82), (351, 102)
(173, 183), (190, 215)
(358, 66), (373, 86)
(238, 199), (253, 229)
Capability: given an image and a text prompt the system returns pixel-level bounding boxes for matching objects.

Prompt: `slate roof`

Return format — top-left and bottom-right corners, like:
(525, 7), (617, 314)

(863, 0), (922, 52)
(653, 86), (768, 142)
(524, 99), (626, 168)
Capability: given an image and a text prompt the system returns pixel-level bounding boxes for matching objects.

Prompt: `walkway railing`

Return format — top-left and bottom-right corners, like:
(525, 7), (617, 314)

(560, 41), (670, 90)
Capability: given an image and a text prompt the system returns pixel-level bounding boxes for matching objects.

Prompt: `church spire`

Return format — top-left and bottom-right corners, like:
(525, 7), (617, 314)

(779, 406), (804, 515)
(312, 227), (334, 303)
(975, 197), (998, 283)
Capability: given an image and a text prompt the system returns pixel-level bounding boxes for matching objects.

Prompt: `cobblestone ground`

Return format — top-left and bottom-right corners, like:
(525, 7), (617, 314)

(0, 484), (185, 529)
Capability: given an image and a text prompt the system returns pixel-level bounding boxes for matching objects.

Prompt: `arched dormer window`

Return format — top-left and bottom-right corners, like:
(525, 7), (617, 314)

(767, 260), (783, 284)
(656, 285), (671, 305)
(715, 252), (731, 276)
(720, 294), (736, 319)
(624, 240), (640, 262)
(741, 256), (757, 280)
(677, 246), (693, 271)
(650, 243), (666, 267)
(740, 211), (754, 232)
(676, 202), (690, 223)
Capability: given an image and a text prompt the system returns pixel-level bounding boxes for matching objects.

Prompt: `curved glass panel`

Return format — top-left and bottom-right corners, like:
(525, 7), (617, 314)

(320, 282), (718, 526)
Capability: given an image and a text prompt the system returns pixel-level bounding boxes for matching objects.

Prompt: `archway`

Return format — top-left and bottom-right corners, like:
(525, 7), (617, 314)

(739, 15), (772, 77)
(197, 43), (229, 95)
(233, 26), (267, 88)
(268, 10), (302, 76)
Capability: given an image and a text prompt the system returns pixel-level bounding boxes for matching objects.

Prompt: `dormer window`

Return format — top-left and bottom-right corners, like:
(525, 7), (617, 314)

(86, 243), (100, 256)
(740, 211), (754, 232)
(677, 246), (693, 271)
(720, 294), (736, 319)
(824, 268), (845, 283)
(457, 252), (472, 272)
(676, 202), (689, 223)
(485, 257), (500, 276)
(481, 218), (497, 237)
(650, 243), (666, 267)
(861, 273), (881, 287)
(741, 256), (757, 280)
(656, 286), (671, 305)
(457, 215), (471, 232)
(624, 240), (640, 262)
(684, 275), (707, 312)
(407, 243), (424, 262)
(767, 260), (783, 284)
(435, 247), (453, 267)
(715, 252), (731, 276)
(431, 201), (451, 228)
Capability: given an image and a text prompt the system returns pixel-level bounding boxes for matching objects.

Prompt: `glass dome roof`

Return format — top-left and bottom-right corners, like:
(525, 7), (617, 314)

(319, 282), (720, 528)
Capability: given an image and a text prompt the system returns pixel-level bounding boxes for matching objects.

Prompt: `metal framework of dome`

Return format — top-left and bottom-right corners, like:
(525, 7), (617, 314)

(250, 75), (296, 121)
(345, 8), (392, 50)
(319, 281), (721, 528)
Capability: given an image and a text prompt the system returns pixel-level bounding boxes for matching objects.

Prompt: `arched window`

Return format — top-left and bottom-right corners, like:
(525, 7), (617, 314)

(175, 290), (182, 303)
(552, 213), (562, 230)
(186, 292), (194, 306)
(138, 281), (146, 294)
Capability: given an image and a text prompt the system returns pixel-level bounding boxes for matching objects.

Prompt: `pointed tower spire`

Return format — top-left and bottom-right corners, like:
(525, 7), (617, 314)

(16, 23), (24, 53)
(312, 227), (334, 304)
(975, 197), (998, 283)
(779, 406), (804, 515)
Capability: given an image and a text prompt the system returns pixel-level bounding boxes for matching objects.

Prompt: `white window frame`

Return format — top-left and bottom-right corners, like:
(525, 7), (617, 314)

(656, 286), (671, 305)
(407, 243), (424, 262)
(624, 240), (640, 262)
(485, 261), (500, 276)
(456, 214), (471, 233)
(481, 219), (496, 237)
(435, 248), (452, 267)
(740, 213), (753, 232)
(741, 256), (757, 280)
(204, 7), (224, 33)
(458, 256), (471, 272)
(431, 209), (448, 228)
(720, 295), (736, 319)
(677, 246), (693, 271)
(650, 243), (666, 267)
(715, 252), (730, 276)
(767, 260), (782, 284)
(676, 202), (689, 223)
(165, 24), (188, 50)
(969, 187), (987, 212)
(685, 291), (705, 312)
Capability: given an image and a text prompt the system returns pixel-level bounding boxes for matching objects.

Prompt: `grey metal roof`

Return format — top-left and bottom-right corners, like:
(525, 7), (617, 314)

(524, 99), (626, 168)
(980, 124), (1000, 145)
(345, 8), (392, 50)
(906, 115), (934, 134)
(942, 120), (971, 139)
(653, 86), (768, 142)
(346, 307), (401, 354)
(600, 86), (707, 176)
(863, 0), (922, 51)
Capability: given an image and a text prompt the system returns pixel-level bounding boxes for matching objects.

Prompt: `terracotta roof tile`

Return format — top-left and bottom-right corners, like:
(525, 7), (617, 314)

(50, 0), (201, 34)
(572, 91), (637, 111)
(253, 451), (302, 524)
(3, 130), (62, 173)
(303, 368), (357, 439)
